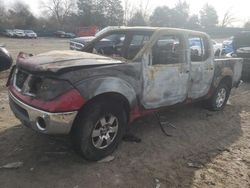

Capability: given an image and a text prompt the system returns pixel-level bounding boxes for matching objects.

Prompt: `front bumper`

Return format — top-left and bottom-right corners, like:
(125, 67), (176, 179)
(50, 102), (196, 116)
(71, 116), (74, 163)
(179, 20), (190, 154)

(9, 91), (78, 134)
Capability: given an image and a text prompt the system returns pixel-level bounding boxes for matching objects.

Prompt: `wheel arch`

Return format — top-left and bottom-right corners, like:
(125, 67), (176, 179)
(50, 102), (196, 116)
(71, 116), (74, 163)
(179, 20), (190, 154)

(213, 66), (233, 89)
(219, 76), (233, 88)
(71, 91), (131, 133)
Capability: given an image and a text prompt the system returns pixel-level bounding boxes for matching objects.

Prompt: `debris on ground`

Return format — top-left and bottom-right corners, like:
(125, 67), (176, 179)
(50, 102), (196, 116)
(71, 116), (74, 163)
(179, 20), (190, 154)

(97, 156), (115, 163)
(0, 162), (23, 169)
(155, 178), (161, 188)
(187, 162), (204, 169)
(30, 167), (34, 171)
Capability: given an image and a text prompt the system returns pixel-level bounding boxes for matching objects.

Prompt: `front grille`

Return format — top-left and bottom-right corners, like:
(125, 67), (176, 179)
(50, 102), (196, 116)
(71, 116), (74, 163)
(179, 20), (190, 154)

(15, 69), (29, 90)
(14, 69), (41, 97)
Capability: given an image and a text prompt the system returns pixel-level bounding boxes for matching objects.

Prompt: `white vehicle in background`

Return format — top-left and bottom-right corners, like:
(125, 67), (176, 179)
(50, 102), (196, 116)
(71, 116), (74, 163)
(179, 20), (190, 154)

(189, 38), (222, 57)
(3, 29), (14, 37)
(24, 30), (37, 39)
(212, 40), (223, 56)
(13, 29), (26, 38)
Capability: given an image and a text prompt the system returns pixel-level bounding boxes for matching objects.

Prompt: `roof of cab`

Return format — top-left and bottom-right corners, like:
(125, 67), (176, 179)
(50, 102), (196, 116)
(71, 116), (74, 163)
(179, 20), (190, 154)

(106, 26), (209, 37)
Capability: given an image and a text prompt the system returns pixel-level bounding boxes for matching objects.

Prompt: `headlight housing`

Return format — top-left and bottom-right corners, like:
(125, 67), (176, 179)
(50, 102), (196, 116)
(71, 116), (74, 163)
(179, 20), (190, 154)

(32, 78), (73, 101)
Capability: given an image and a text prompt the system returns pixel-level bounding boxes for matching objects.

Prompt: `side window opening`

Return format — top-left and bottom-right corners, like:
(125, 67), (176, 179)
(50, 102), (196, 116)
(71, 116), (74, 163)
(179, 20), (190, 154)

(152, 35), (182, 65)
(92, 33), (126, 57)
(127, 34), (151, 60)
(189, 36), (209, 62)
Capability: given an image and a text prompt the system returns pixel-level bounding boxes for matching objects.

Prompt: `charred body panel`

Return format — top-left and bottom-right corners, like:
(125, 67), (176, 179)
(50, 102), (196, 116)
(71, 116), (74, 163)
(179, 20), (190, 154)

(16, 50), (123, 73)
(212, 58), (243, 89)
(8, 27), (243, 135)
(60, 62), (142, 109)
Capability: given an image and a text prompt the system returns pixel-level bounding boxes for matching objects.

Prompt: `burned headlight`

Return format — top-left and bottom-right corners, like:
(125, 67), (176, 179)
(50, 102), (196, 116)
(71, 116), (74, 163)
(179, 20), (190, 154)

(35, 78), (73, 101)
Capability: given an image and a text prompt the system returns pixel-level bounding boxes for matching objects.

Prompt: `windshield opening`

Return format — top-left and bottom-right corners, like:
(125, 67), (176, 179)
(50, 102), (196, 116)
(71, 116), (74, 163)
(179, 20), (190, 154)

(87, 30), (153, 61)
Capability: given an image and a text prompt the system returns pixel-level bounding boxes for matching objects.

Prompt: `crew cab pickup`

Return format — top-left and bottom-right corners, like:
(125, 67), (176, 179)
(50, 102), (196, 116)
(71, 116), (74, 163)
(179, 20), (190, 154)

(7, 27), (242, 160)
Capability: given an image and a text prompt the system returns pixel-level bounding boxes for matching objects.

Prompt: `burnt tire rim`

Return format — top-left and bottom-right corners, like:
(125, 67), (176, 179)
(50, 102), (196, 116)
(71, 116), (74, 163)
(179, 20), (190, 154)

(91, 114), (119, 149)
(215, 88), (227, 108)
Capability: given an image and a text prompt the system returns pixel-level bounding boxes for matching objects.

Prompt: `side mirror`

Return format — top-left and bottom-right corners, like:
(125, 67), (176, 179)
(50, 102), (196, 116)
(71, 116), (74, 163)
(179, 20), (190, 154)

(0, 47), (13, 72)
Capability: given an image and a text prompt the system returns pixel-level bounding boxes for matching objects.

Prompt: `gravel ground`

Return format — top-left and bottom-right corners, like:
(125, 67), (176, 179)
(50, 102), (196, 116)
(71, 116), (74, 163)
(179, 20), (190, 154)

(0, 37), (249, 188)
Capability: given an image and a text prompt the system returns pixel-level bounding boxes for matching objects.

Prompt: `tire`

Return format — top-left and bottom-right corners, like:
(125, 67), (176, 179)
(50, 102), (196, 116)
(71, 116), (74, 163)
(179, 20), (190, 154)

(206, 82), (231, 111)
(71, 99), (127, 161)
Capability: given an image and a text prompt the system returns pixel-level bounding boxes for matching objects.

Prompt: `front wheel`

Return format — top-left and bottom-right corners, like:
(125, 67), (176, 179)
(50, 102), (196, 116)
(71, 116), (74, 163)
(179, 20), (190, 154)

(71, 99), (127, 161)
(206, 83), (231, 111)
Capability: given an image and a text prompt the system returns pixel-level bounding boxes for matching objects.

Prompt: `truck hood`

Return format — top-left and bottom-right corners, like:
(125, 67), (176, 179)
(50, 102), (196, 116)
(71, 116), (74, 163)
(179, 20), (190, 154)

(16, 50), (124, 73)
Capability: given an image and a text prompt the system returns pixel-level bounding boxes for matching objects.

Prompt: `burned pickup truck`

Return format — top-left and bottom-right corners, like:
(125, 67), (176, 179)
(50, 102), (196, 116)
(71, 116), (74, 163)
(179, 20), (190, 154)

(7, 27), (242, 160)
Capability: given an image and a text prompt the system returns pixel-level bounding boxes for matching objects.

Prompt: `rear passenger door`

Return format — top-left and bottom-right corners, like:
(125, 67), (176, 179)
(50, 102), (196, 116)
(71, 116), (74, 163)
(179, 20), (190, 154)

(188, 35), (214, 99)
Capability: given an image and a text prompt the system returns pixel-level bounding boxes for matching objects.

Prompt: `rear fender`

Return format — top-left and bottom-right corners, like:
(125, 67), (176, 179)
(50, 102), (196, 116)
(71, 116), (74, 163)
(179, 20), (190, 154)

(213, 67), (233, 88)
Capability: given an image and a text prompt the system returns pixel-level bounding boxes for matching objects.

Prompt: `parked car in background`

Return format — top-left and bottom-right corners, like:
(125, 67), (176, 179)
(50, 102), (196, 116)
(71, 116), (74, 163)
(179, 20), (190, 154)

(186, 38), (222, 57)
(221, 37), (234, 56)
(2, 29), (14, 37)
(24, 30), (37, 38)
(64, 32), (76, 38)
(212, 40), (223, 56)
(0, 44), (12, 72)
(13, 29), (26, 38)
(70, 36), (96, 51)
(54, 31), (76, 38)
(233, 31), (250, 79)
(70, 26), (122, 51)
(54, 31), (66, 38)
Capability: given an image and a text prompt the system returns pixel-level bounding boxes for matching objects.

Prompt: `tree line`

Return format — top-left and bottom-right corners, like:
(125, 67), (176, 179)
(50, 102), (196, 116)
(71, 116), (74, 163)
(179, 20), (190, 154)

(0, 0), (250, 32)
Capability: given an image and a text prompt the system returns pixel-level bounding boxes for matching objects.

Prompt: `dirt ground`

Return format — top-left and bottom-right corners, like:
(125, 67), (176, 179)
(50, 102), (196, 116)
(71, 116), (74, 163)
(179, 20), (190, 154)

(0, 37), (249, 188)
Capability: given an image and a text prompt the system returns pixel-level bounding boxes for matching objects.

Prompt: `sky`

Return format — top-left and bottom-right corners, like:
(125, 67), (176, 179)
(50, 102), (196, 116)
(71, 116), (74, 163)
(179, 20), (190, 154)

(4, 0), (250, 27)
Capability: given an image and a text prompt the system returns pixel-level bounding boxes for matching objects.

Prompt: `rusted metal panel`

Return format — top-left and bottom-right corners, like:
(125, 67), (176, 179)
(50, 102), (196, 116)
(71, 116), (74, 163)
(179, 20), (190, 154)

(16, 50), (123, 73)
(12, 27), (243, 123)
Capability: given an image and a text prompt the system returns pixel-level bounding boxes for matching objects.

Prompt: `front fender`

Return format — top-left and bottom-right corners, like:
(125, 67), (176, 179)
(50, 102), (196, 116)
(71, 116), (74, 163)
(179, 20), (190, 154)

(75, 76), (138, 108)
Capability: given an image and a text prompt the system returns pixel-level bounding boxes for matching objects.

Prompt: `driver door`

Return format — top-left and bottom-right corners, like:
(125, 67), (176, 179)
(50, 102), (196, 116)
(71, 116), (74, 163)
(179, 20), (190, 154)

(141, 34), (190, 109)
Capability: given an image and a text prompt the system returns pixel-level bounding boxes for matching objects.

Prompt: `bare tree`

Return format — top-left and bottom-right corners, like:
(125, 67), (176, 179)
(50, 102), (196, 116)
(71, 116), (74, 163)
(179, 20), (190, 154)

(221, 9), (236, 27)
(0, 0), (7, 28)
(200, 3), (218, 28)
(139, 0), (150, 19)
(244, 20), (250, 29)
(41, 0), (75, 28)
(6, 1), (36, 29)
(123, 0), (133, 25)
(124, 0), (150, 26)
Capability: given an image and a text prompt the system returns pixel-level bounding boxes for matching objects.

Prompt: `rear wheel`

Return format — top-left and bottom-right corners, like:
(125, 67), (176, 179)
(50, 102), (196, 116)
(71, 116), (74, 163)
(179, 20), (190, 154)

(206, 82), (231, 111)
(71, 99), (127, 161)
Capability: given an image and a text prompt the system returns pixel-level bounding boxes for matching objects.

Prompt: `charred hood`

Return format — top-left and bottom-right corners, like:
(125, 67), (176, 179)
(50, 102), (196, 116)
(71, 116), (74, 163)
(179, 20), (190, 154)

(16, 50), (124, 73)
